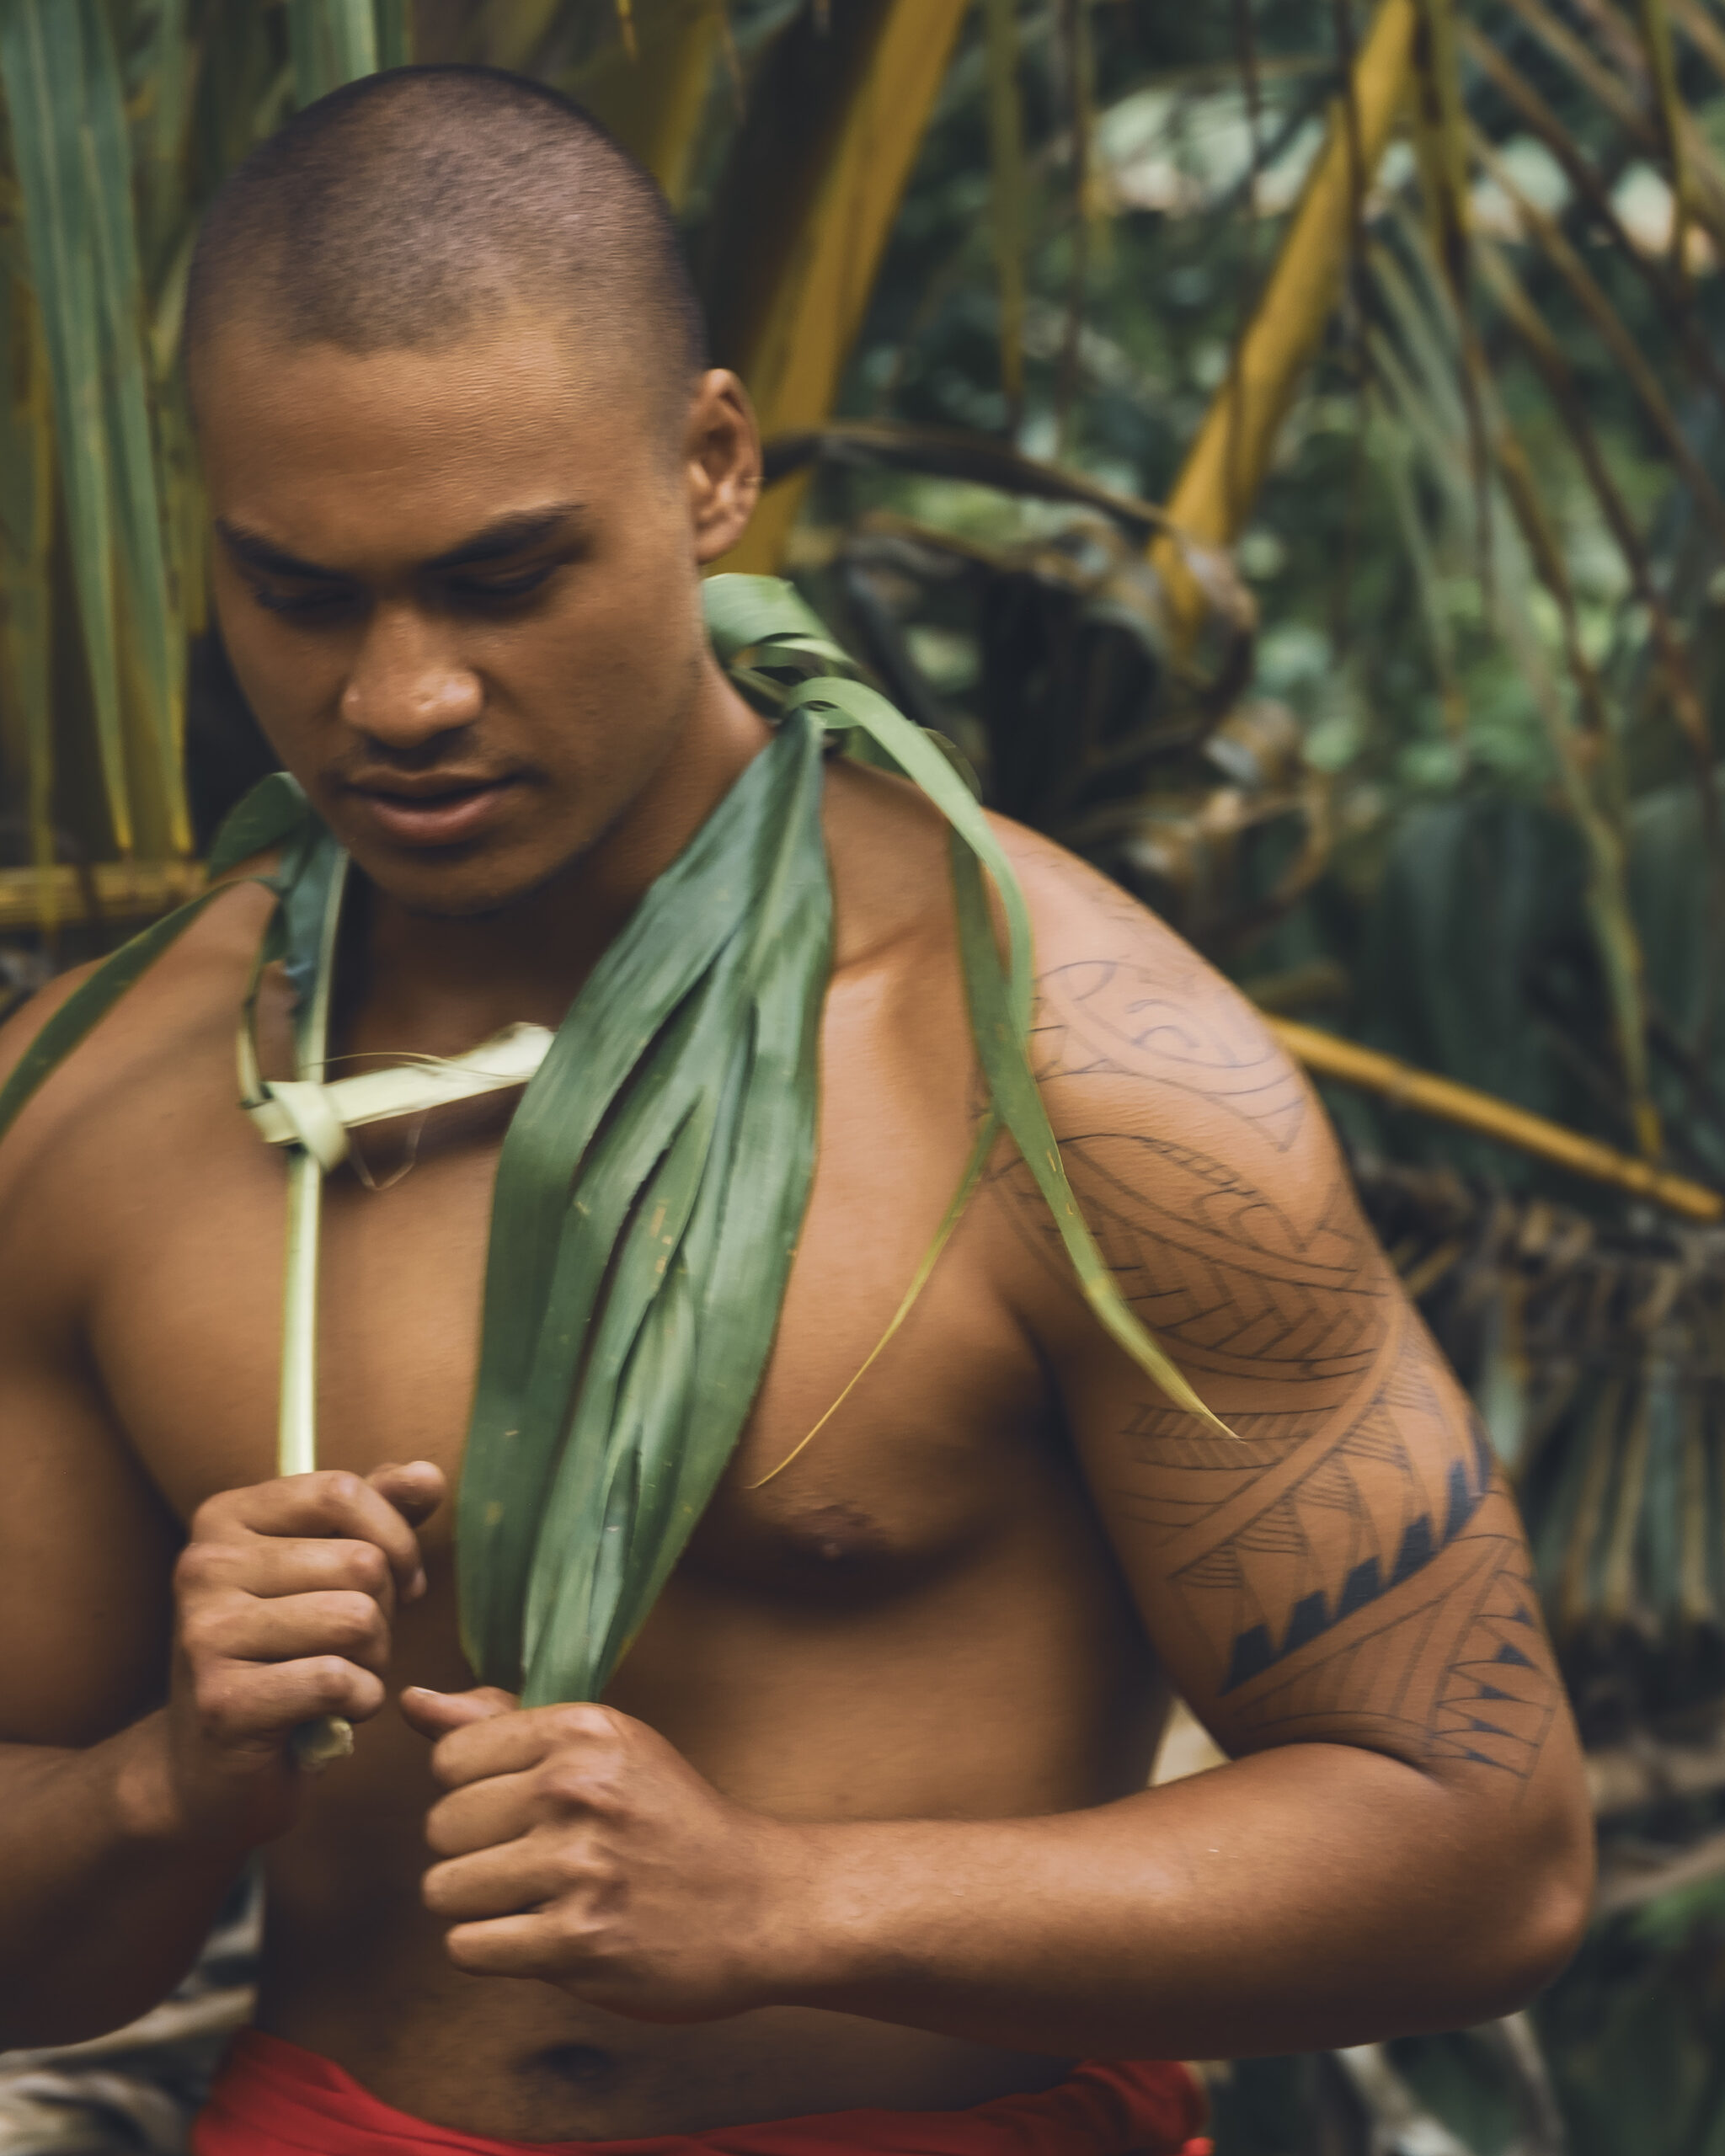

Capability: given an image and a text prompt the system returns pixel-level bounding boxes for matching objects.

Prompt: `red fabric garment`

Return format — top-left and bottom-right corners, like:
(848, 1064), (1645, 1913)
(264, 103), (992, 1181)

(193, 2029), (1210, 2156)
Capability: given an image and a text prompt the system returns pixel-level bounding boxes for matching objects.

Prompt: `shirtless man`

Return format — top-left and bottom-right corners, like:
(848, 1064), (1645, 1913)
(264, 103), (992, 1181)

(0, 64), (1590, 2153)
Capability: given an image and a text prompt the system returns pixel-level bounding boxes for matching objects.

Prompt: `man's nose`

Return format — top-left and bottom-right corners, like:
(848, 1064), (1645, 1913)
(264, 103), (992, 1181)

(340, 604), (483, 753)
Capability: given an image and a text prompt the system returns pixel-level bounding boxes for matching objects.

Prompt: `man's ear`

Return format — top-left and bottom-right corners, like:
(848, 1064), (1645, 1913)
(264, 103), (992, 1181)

(686, 370), (761, 564)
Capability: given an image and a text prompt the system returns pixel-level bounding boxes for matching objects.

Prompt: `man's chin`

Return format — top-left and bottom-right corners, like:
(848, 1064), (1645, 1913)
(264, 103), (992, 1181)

(353, 839), (591, 922)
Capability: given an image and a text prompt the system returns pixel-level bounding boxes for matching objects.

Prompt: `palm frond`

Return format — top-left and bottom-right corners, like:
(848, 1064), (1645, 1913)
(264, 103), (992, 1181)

(0, 0), (188, 860)
(286, 0), (380, 108)
(983, 0), (1028, 430)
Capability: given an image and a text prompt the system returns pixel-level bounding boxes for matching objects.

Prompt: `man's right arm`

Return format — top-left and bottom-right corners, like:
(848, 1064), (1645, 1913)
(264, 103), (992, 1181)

(0, 1360), (441, 2047)
(0, 981), (442, 2046)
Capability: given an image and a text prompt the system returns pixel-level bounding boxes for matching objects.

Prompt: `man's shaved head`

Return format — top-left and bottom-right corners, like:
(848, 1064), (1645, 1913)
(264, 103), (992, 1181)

(184, 65), (708, 430)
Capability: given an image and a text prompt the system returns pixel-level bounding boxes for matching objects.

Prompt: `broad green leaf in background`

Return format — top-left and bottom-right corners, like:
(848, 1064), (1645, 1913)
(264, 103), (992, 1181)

(1, 0), (131, 857)
(0, 201), (55, 923)
(1370, 214), (1661, 1161)
(982, 0), (1028, 430)
(287, 0), (381, 108)
(78, 0), (187, 858)
(0, 0), (189, 862)
(376, 1), (413, 71)
(132, 0), (195, 285)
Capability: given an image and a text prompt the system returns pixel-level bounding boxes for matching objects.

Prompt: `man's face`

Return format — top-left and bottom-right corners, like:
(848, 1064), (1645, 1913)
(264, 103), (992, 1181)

(199, 313), (747, 915)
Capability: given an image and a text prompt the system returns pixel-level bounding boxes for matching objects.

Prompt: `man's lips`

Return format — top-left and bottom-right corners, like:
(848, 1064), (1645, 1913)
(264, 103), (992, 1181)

(342, 775), (522, 847)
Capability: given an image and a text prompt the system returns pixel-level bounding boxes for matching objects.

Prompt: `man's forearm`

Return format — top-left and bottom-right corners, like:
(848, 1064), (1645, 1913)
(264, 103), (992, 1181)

(777, 1744), (1593, 2058)
(0, 1715), (251, 2047)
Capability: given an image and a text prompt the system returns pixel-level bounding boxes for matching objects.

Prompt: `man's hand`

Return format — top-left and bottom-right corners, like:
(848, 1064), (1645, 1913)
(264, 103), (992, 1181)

(402, 1686), (814, 2021)
(163, 1461), (445, 1844)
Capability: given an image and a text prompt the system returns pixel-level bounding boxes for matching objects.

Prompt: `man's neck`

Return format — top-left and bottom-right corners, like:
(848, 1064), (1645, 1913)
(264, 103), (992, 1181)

(349, 660), (772, 1054)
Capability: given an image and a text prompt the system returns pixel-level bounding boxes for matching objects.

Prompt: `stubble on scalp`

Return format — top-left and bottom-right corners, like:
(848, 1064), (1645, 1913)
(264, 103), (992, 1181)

(182, 64), (708, 449)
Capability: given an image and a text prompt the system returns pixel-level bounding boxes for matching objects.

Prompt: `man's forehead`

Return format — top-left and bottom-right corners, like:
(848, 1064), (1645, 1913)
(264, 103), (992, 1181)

(196, 309), (643, 462)
(196, 315), (666, 551)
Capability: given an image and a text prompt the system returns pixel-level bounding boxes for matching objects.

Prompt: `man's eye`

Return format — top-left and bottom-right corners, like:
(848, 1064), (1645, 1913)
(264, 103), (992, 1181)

(449, 564), (555, 605)
(249, 581), (356, 617)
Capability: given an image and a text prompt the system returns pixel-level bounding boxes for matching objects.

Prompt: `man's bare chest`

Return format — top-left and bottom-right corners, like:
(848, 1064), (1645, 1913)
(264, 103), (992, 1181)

(77, 976), (1060, 1613)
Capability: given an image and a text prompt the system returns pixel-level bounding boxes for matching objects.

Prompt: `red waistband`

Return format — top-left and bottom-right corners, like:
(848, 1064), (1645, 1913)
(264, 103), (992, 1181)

(193, 2029), (1210, 2156)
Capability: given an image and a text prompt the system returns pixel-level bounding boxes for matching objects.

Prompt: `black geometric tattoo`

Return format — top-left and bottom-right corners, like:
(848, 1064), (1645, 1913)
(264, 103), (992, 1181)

(999, 945), (1564, 1781)
(993, 1129), (1391, 1401)
(1171, 1391), (1495, 1695)
(1033, 960), (1311, 1153)
(1225, 1527), (1557, 1779)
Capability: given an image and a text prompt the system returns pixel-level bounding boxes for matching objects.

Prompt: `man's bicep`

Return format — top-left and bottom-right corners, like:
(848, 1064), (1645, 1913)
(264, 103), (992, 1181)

(999, 939), (1566, 1780)
(1071, 1283), (1562, 1779)
(0, 1335), (178, 1748)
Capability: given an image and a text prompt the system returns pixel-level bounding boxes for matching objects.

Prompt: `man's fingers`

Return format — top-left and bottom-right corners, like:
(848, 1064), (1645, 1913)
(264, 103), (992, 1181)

(198, 1654), (387, 1740)
(366, 1460), (446, 1570)
(422, 1768), (540, 1857)
(191, 1537), (399, 1605)
(443, 1910), (574, 1981)
(217, 1470), (430, 1597)
(188, 1591), (391, 1675)
(399, 1684), (516, 1741)
(423, 1838), (565, 1922)
(427, 1700), (622, 1790)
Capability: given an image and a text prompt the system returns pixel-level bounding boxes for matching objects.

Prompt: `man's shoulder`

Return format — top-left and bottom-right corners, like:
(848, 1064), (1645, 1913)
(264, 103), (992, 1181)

(0, 878), (274, 1209)
(823, 765), (1322, 1182)
(996, 818), (1321, 1171)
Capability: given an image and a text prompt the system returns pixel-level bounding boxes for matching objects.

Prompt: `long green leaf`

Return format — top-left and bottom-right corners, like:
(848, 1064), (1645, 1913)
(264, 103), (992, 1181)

(0, 0), (131, 854)
(713, 576), (1229, 1433)
(1637, 0), (1695, 270)
(132, 0), (195, 283)
(0, 771), (312, 1152)
(1373, 227), (1660, 1158)
(982, 0), (1028, 429)
(1470, 126), (1725, 558)
(287, 0), (380, 107)
(76, 0), (188, 858)
(375, 0), (413, 71)
(0, 236), (56, 926)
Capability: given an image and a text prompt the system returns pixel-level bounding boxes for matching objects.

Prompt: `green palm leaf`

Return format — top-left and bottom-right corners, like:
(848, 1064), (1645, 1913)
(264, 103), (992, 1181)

(287, 1), (381, 107)
(0, 234), (55, 922)
(0, 0), (189, 860)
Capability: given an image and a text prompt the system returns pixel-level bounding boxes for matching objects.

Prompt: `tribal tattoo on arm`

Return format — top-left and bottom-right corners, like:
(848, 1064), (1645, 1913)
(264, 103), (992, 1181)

(996, 931), (1562, 1784)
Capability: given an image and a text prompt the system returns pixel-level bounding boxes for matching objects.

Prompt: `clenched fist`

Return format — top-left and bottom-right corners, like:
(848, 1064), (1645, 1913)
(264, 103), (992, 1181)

(166, 1461), (444, 1844)
(402, 1686), (824, 2022)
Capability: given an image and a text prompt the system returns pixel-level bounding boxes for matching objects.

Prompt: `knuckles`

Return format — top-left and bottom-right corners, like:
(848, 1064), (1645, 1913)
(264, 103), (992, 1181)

(321, 1591), (388, 1655)
(179, 1598), (245, 1662)
(420, 1862), (462, 1917)
(302, 1471), (367, 1531)
(310, 1655), (371, 1709)
(174, 1540), (229, 1597)
(535, 1758), (623, 1817)
(187, 1491), (243, 1544)
(191, 1670), (250, 1739)
(545, 1703), (622, 1746)
(339, 1540), (392, 1596)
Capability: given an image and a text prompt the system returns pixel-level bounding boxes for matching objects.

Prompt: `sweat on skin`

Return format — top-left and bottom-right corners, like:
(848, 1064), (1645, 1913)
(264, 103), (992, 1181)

(0, 62), (1593, 2149)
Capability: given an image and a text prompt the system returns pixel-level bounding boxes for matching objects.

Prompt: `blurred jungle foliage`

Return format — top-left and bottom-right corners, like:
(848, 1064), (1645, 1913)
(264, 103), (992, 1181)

(8, 2), (1725, 2153)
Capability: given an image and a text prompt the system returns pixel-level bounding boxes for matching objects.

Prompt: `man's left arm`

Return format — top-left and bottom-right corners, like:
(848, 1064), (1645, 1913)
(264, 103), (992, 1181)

(403, 886), (1593, 2057)
(905, 915), (1595, 2055)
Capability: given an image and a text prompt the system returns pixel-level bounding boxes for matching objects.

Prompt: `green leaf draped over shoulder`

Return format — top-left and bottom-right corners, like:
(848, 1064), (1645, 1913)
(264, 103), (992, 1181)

(0, 576), (1225, 1721)
(458, 696), (832, 1703)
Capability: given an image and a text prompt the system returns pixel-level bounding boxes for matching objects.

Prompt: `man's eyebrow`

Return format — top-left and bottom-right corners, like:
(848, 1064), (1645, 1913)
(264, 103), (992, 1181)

(214, 504), (590, 582)
(216, 521), (340, 581)
(423, 504), (589, 571)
